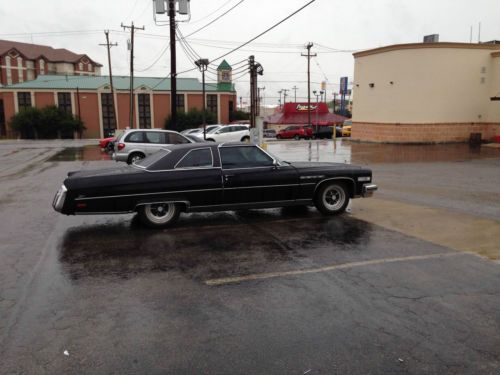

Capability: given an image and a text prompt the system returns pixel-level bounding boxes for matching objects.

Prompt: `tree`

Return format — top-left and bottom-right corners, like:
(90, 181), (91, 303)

(165, 108), (217, 132)
(229, 110), (250, 122)
(10, 106), (85, 139)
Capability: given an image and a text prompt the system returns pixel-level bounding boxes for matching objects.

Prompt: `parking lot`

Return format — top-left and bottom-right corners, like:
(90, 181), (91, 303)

(0, 139), (499, 374)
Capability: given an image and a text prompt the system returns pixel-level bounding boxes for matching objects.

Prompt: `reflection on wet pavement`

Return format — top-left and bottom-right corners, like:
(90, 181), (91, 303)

(48, 145), (111, 161)
(267, 140), (500, 164)
(59, 208), (372, 282)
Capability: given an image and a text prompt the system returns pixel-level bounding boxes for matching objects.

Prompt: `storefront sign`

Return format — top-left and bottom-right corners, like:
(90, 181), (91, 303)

(296, 104), (318, 111)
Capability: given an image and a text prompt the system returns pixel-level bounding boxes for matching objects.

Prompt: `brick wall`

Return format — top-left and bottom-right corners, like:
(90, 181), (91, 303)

(352, 122), (500, 143)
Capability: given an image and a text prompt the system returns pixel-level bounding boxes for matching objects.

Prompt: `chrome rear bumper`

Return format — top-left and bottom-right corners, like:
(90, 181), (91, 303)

(52, 185), (67, 212)
(362, 183), (378, 197)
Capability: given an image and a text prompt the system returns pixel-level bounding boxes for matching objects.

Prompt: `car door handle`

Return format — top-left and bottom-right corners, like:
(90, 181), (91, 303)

(224, 174), (234, 183)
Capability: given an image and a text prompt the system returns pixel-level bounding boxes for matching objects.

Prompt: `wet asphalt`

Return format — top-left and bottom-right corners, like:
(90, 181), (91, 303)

(0, 139), (499, 374)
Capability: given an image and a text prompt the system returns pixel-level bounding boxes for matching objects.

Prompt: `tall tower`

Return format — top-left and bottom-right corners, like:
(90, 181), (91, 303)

(217, 59), (232, 91)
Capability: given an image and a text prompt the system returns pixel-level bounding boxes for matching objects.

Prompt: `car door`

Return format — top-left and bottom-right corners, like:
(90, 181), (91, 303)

(219, 145), (299, 205)
(144, 131), (165, 155)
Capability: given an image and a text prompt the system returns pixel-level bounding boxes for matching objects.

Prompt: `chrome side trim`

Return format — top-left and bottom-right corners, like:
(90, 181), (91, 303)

(224, 183), (299, 190)
(145, 167), (222, 173)
(75, 187), (223, 201)
(189, 198), (312, 210)
(173, 147), (214, 169)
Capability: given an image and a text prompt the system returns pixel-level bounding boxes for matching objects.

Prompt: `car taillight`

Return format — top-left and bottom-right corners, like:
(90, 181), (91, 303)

(117, 143), (125, 151)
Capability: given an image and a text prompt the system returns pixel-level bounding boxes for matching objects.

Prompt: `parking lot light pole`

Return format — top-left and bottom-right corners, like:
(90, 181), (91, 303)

(195, 58), (209, 139)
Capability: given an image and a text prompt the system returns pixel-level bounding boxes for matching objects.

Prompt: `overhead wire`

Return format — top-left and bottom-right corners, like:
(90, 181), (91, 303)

(183, 0), (246, 38)
(188, 0), (235, 24)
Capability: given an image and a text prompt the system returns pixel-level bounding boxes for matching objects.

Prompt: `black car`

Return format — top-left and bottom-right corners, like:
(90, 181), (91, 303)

(53, 143), (377, 228)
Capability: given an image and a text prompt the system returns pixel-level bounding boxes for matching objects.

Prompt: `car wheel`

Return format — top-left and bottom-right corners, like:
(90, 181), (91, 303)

(314, 182), (350, 215)
(294, 135), (300, 140)
(127, 152), (145, 164)
(276, 134), (281, 139)
(241, 136), (250, 143)
(138, 202), (180, 228)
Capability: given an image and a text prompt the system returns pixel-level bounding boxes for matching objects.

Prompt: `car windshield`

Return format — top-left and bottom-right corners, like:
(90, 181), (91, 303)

(132, 149), (170, 168)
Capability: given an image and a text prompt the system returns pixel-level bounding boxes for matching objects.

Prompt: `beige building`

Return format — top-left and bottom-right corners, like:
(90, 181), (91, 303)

(351, 42), (500, 143)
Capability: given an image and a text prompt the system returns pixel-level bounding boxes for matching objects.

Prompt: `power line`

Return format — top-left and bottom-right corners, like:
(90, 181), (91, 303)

(189, 0), (235, 24)
(184, 0), (246, 38)
(176, 0), (317, 76)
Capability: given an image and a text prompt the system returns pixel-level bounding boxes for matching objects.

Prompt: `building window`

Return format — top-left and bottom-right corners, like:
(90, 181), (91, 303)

(17, 57), (23, 83)
(176, 94), (185, 112)
(26, 60), (35, 81)
(6, 56), (12, 85)
(207, 94), (217, 114)
(87, 64), (92, 72)
(138, 94), (151, 129)
(18, 92), (32, 111)
(39, 59), (45, 75)
(57, 93), (72, 113)
(229, 100), (234, 112)
(101, 93), (116, 137)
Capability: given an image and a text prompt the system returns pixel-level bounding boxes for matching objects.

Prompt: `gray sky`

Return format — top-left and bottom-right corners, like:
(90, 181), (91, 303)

(1, 0), (499, 105)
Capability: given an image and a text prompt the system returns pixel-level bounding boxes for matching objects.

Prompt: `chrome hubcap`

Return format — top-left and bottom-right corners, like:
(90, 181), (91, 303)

(144, 203), (175, 224)
(323, 186), (345, 211)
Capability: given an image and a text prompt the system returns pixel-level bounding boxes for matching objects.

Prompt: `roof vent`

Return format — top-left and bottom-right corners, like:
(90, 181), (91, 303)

(423, 34), (439, 43)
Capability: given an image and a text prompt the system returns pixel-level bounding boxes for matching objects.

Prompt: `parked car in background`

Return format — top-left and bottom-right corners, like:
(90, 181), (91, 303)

(263, 129), (276, 138)
(184, 134), (205, 143)
(182, 125), (222, 136)
(276, 125), (313, 140)
(113, 129), (192, 164)
(342, 120), (352, 137)
(199, 124), (250, 143)
(99, 130), (124, 152)
(53, 142), (377, 228)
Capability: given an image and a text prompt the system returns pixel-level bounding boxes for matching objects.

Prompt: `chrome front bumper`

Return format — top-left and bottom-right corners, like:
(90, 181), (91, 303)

(362, 183), (378, 197)
(52, 185), (67, 212)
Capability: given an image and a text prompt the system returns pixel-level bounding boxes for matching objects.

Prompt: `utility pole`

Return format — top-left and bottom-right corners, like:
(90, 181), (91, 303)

(302, 42), (316, 128)
(99, 30), (118, 130)
(333, 92), (337, 113)
(292, 85), (298, 102)
(239, 96), (243, 110)
(278, 90), (283, 108)
(168, 0), (178, 128)
(248, 55), (263, 128)
(257, 86), (265, 116)
(121, 22), (144, 128)
(195, 58), (209, 139)
(282, 88), (289, 107)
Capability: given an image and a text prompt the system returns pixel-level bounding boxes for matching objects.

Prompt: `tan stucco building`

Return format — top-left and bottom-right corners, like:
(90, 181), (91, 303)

(351, 42), (500, 143)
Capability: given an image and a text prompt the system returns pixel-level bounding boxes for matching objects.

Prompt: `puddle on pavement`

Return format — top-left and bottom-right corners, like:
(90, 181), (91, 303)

(48, 145), (111, 161)
(267, 140), (500, 164)
(58, 209), (372, 281)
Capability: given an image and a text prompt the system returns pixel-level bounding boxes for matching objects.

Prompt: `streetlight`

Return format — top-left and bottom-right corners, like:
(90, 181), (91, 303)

(313, 90), (322, 134)
(195, 58), (209, 139)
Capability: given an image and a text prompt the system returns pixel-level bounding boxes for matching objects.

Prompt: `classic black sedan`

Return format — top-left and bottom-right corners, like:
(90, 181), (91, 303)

(53, 143), (377, 228)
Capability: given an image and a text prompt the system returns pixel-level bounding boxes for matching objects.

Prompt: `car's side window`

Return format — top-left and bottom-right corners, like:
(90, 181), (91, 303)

(145, 132), (164, 144)
(125, 131), (144, 143)
(175, 148), (213, 169)
(167, 133), (190, 144)
(220, 146), (274, 169)
(218, 126), (230, 133)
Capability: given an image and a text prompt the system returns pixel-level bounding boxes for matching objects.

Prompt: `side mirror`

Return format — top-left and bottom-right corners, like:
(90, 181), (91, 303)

(272, 160), (280, 169)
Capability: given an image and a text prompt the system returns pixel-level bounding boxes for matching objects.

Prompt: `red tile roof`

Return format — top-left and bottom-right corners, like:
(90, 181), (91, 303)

(0, 39), (102, 66)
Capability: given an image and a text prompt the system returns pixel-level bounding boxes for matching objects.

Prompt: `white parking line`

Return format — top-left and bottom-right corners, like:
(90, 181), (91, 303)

(205, 252), (466, 286)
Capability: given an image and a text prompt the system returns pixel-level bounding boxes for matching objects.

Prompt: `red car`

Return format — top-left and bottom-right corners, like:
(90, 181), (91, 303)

(276, 125), (313, 140)
(98, 136), (115, 150)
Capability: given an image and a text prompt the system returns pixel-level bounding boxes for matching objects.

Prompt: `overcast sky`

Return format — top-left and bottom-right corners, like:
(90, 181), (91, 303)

(1, 0), (499, 105)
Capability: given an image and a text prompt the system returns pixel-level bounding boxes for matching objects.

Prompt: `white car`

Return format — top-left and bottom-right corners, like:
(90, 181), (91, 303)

(200, 124), (250, 143)
(182, 125), (222, 136)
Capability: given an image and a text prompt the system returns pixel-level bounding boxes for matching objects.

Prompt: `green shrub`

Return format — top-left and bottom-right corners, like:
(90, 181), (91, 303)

(9, 106), (85, 139)
(229, 110), (249, 122)
(165, 108), (217, 132)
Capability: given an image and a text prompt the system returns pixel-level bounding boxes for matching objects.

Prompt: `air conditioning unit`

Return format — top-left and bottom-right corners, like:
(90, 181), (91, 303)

(423, 34), (439, 43)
